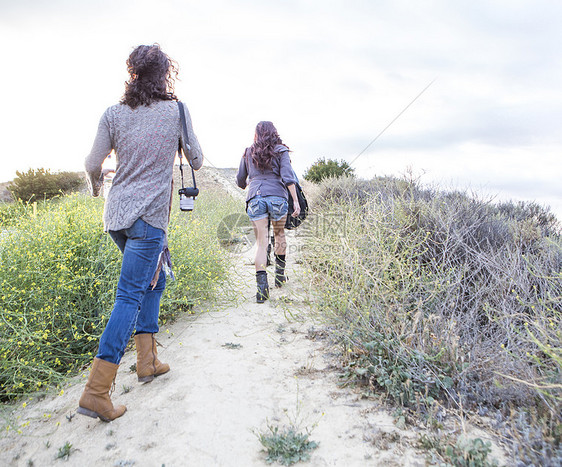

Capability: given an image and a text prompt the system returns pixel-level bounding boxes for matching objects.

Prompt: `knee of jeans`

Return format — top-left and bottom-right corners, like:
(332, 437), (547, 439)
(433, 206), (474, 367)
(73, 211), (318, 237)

(115, 287), (146, 305)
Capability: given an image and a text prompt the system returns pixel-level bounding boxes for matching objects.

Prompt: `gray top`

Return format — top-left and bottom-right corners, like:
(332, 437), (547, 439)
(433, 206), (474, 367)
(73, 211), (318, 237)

(236, 145), (298, 201)
(85, 100), (203, 232)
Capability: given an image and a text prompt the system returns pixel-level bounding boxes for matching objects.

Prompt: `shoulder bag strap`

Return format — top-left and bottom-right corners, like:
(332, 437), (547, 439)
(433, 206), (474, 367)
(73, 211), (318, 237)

(177, 101), (197, 190)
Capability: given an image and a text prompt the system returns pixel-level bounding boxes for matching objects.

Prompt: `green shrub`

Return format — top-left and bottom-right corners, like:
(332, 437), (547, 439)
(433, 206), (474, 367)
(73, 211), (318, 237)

(8, 168), (85, 202)
(0, 191), (241, 400)
(303, 157), (354, 183)
(304, 175), (561, 465)
(0, 195), (120, 399)
(0, 200), (31, 227)
(0, 198), (58, 228)
(54, 171), (85, 194)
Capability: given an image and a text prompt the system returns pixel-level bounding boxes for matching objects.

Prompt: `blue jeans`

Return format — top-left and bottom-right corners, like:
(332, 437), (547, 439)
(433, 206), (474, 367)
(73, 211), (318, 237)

(97, 218), (166, 364)
(247, 195), (288, 221)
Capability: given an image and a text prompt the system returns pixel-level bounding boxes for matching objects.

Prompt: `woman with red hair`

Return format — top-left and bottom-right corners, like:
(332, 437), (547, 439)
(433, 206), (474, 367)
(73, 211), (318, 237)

(237, 121), (300, 302)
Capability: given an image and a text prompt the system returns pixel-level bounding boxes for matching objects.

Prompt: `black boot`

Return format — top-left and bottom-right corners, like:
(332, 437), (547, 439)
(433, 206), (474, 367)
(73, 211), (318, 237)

(274, 254), (287, 288)
(256, 270), (269, 303)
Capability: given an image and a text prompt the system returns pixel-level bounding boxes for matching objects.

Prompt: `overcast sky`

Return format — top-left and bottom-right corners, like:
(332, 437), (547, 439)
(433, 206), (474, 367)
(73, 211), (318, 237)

(1, 0), (561, 216)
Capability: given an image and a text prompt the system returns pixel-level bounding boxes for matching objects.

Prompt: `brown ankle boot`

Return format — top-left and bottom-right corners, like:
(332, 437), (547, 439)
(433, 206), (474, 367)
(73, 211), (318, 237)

(77, 358), (126, 422)
(134, 333), (170, 383)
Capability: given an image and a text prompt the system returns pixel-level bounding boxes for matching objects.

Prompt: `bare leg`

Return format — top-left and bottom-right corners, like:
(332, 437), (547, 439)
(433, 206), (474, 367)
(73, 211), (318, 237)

(272, 217), (288, 287)
(272, 217), (287, 255)
(252, 218), (269, 271)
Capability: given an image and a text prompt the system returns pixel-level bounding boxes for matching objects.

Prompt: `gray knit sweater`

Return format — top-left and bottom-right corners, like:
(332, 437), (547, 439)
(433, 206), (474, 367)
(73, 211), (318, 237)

(85, 100), (203, 232)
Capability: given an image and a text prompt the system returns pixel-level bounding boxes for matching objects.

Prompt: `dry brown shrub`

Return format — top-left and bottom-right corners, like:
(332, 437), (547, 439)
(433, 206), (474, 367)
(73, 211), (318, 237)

(304, 175), (561, 465)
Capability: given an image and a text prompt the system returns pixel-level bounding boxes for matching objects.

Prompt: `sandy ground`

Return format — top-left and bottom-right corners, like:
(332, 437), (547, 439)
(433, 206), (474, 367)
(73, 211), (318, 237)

(0, 169), (505, 466)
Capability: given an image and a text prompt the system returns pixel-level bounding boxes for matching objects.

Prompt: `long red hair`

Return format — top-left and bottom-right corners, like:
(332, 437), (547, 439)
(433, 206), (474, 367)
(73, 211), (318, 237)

(250, 121), (288, 171)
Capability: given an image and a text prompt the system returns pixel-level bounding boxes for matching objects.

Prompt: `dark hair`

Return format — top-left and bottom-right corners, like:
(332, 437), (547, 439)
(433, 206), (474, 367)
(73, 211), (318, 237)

(121, 44), (178, 109)
(250, 121), (288, 171)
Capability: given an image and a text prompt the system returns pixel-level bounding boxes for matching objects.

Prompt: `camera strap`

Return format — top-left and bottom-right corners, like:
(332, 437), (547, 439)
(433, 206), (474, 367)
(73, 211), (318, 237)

(177, 101), (197, 190)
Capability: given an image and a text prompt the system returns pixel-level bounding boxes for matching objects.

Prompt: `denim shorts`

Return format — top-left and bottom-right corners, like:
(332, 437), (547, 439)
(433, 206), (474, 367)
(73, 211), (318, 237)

(247, 195), (288, 221)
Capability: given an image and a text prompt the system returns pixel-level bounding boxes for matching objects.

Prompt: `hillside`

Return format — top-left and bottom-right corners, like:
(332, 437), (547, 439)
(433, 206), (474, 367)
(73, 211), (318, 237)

(0, 168), (508, 466)
(0, 181), (12, 202)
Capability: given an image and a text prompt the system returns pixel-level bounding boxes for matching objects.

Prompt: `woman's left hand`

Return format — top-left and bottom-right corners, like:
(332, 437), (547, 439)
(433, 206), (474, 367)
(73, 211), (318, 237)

(287, 184), (301, 217)
(291, 201), (301, 218)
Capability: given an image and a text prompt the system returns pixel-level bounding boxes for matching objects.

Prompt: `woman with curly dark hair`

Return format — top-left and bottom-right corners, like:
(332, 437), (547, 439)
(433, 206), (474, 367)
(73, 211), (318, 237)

(80, 44), (203, 422)
(236, 121), (300, 303)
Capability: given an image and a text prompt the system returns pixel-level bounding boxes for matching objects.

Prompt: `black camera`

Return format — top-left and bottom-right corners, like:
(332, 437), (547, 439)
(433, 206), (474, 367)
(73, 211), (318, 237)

(179, 187), (199, 211)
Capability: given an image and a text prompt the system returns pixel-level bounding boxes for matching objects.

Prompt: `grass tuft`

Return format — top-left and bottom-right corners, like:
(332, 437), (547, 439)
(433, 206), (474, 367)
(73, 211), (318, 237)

(419, 433), (498, 466)
(55, 441), (72, 460)
(256, 424), (319, 466)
